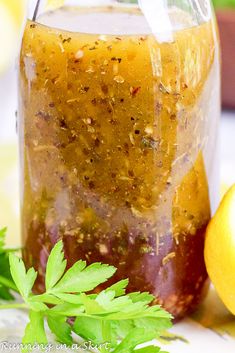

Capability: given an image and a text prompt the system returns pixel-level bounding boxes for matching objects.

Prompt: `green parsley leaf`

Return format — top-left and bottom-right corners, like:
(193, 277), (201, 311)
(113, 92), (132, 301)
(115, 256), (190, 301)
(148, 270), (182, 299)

(27, 299), (48, 312)
(51, 261), (116, 294)
(73, 316), (104, 344)
(0, 253), (15, 300)
(22, 310), (47, 352)
(78, 292), (105, 314)
(47, 315), (72, 346)
(106, 279), (129, 297)
(51, 292), (84, 304)
(49, 302), (84, 316)
(45, 240), (67, 291)
(0, 286), (13, 300)
(112, 327), (156, 353)
(29, 293), (63, 305)
(129, 292), (155, 304)
(9, 253), (37, 300)
(95, 290), (132, 312)
(134, 316), (172, 336)
(112, 320), (135, 341)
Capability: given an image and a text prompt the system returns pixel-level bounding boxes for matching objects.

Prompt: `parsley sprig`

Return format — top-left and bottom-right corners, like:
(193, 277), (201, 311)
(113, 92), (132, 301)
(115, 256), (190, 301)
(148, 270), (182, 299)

(0, 228), (172, 352)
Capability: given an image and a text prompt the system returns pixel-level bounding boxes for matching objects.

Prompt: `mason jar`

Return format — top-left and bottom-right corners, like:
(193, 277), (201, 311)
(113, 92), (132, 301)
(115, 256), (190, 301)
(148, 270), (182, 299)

(19, 0), (220, 319)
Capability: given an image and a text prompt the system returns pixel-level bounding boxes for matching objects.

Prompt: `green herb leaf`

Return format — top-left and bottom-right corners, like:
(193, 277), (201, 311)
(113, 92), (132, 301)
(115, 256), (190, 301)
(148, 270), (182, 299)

(95, 290), (132, 312)
(112, 328), (156, 353)
(49, 302), (84, 316)
(52, 292), (84, 304)
(22, 310), (47, 352)
(47, 315), (72, 346)
(106, 279), (129, 297)
(129, 292), (155, 305)
(78, 292), (105, 314)
(0, 253), (15, 300)
(29, 293), (63, 305)
(112, 320), (135, 341)
(45, 240), (67, 291)
(0, 286), (13, 300)
(9, 253), (37, 300)
(51, 261), (116, 293)
(134, 316), (172, 336)
(73, 316), (104, 344)
(27, 300), (48, 312)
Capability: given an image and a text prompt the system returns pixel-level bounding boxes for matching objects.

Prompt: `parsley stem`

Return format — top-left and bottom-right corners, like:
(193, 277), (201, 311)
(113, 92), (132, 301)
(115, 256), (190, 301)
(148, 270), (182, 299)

(0, 303), (28, 310)
(0, 275), (19, 293)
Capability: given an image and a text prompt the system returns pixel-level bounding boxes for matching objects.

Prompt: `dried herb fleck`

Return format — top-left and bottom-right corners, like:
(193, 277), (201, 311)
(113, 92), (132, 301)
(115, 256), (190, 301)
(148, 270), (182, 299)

(141, 136), (160, 150)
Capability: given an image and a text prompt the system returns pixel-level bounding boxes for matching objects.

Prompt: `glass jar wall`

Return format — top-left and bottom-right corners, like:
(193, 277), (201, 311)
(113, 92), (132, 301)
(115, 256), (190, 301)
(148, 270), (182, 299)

(19, 0), (220, 319)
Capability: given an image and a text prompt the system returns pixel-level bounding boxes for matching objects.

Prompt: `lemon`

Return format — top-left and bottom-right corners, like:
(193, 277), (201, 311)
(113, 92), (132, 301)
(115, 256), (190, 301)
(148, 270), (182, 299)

(0, 0), (27, 73)
(205, 184), (235, 314)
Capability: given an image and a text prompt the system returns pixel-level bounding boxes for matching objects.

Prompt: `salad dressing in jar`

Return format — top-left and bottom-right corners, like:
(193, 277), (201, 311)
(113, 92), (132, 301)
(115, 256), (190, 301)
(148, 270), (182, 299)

(19, 1), (220, 319)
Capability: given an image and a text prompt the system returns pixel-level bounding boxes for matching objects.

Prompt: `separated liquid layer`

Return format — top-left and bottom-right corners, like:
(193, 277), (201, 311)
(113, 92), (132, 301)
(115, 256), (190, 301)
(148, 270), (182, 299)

(19, 6), (220, 319)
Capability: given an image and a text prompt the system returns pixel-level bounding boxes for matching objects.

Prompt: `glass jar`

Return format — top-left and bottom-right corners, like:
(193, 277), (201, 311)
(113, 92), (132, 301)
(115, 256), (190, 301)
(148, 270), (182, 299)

(19, 0), (220, 319)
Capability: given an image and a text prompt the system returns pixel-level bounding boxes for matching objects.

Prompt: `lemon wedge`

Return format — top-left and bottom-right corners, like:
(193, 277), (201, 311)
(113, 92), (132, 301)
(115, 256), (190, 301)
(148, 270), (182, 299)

(0, 0), (27, 73)
(205, 184), (235, 315)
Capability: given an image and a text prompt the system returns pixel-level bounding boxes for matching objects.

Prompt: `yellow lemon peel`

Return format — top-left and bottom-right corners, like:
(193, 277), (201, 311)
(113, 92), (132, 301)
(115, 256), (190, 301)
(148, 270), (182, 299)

(205, 184), (235, 315)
